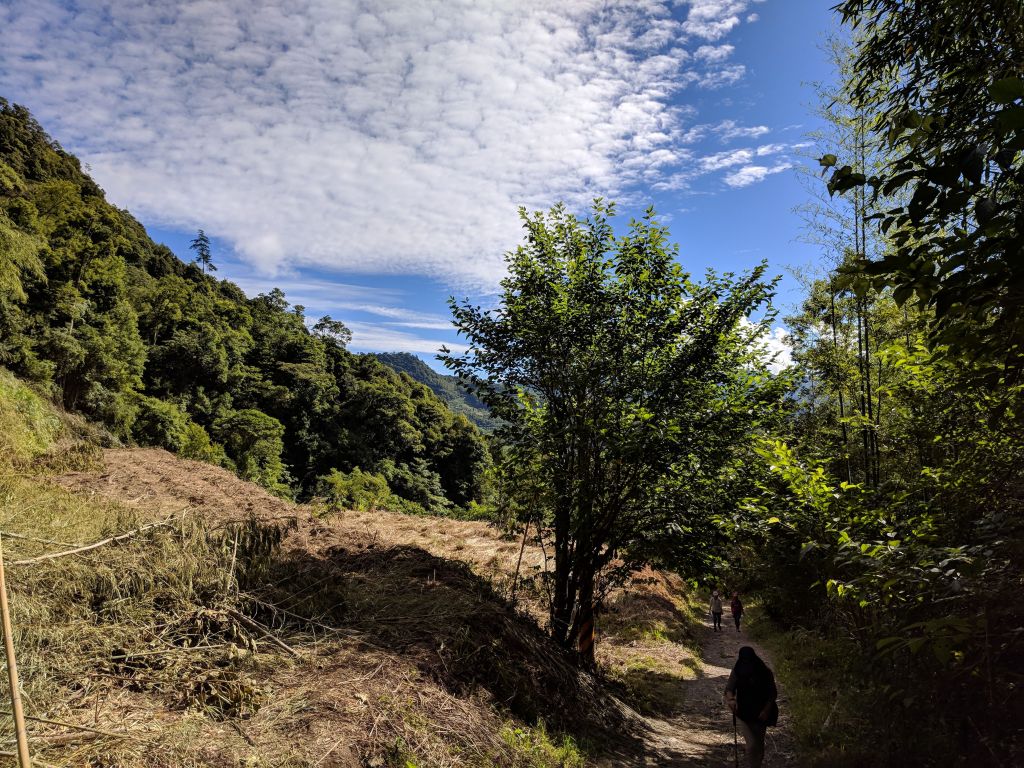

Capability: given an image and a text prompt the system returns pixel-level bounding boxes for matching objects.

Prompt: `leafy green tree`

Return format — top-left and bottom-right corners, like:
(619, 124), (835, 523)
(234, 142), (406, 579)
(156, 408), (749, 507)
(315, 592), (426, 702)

(317, 467), (392, 512)
(312, 315), (352, 348)
(443, 201), (781, 664)
(189, 229), (215, 274)
(823, 0), (1024, 382)
(213, 409), (289, 493)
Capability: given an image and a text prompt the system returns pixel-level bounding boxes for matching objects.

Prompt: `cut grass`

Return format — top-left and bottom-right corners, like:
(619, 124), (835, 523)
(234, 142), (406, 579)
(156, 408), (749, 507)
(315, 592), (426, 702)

(598, 569), (703, 717)
(0, 368), (625, 766)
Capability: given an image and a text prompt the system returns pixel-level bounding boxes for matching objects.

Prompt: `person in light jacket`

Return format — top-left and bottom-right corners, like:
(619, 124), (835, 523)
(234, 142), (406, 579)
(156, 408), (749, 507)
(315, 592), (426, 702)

(709, 589), (723, 631)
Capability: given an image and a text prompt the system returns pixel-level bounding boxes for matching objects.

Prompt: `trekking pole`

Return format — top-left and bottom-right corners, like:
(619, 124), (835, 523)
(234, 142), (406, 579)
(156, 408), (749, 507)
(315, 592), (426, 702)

(733, 713), (739, 768)
(0, 534), (31, 767)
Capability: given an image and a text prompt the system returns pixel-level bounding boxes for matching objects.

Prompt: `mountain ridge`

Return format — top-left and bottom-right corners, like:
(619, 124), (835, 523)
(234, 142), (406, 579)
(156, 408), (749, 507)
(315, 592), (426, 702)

(372, 351), (500, 431)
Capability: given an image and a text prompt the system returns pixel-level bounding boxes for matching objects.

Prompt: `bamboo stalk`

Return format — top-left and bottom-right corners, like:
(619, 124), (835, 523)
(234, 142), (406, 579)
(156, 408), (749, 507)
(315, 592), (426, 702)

(10, 519), (175, 567)
(0, 534), (32, 767)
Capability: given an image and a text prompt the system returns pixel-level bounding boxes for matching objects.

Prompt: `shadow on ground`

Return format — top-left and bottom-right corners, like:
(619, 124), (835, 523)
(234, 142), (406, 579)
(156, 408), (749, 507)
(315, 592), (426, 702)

(240, 539), (678, 757)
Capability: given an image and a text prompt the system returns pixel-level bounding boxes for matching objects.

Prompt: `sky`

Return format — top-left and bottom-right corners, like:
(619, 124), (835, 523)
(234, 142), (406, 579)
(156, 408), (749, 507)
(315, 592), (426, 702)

(0, 0), (839, 370)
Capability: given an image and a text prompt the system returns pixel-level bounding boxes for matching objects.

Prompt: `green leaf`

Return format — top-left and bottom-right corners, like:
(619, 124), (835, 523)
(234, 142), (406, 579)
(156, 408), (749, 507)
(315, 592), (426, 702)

(990, 77), (1024, 105)
(997, 106), (1024, 132)
(767, 516), (781, 524)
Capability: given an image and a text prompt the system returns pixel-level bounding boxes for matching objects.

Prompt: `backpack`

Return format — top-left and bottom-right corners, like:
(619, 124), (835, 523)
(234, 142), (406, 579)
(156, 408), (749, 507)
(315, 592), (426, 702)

(736, 668), (778, 727)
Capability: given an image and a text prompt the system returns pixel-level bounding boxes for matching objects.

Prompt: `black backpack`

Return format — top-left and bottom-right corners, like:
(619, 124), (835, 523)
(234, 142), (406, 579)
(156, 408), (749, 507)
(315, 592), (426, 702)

(737, 668), (778, 727)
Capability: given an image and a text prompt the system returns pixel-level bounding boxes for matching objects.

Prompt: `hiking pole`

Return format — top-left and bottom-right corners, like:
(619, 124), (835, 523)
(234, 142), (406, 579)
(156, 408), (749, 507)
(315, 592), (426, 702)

(0, 534), (31, 767)
(733, 713), (739, 768)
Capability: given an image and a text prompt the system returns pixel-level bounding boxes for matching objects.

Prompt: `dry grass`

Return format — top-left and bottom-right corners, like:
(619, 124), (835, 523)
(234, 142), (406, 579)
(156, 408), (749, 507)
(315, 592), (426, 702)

(596, 568), (703, 717)
(0, 369), (705, 766)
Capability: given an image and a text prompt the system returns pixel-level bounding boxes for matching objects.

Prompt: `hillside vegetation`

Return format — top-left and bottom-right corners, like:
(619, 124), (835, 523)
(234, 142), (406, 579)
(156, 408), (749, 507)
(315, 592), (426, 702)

(373, 353), (500, 432)
(0, 368), (650, 766)
(0, 99), (491, 518)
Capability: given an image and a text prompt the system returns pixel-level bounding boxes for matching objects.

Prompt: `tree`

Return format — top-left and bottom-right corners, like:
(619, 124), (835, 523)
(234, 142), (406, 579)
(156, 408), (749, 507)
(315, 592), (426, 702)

(822, 1), (1024, 383)
(442, 201), (781, 665)
(312, 315), (352, 348)
(189, 229), (216, 274)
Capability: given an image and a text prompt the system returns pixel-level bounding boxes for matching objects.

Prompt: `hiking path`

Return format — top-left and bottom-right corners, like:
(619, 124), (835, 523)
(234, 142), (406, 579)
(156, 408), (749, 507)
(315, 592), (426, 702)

(600, 618), (797, 767)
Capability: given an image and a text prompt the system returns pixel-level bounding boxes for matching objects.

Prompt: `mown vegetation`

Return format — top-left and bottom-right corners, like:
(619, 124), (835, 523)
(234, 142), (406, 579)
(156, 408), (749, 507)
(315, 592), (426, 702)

(2, 2), (1022, 765)
(0, 99), (492, 516)
(0, 368), (640, 767)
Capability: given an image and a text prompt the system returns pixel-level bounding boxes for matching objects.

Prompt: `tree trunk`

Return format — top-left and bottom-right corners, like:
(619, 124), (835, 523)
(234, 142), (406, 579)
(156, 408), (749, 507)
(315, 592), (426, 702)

(550, 496), (573, 648)
(573, 565), (597, 669)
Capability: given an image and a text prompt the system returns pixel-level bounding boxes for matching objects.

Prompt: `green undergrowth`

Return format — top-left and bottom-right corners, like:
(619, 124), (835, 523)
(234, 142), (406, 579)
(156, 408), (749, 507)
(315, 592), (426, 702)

(745, 606), (877, 768)
(500, 722), (586, 767)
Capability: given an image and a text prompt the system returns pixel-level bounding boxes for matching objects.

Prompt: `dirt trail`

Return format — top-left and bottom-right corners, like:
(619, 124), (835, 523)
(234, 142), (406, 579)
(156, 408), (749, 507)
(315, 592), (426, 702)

(603, 620), (796, 767)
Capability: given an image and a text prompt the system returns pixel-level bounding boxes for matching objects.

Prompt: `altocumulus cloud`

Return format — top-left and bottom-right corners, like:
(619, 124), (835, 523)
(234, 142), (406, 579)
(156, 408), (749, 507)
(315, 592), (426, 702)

(0, 0), (764, 289)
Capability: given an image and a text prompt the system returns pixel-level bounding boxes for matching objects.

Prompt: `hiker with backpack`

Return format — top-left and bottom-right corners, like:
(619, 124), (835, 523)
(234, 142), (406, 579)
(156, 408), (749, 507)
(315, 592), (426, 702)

(724, 646), (778, 768)
(731, 591), (744, 632)
(709, 589), (724, 631)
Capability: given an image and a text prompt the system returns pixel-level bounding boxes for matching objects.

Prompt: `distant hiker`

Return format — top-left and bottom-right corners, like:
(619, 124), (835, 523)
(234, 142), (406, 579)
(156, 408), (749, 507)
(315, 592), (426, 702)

(724, 646), (778, 768)
(709, 589), (723, 631)
(731, 592), (744, 632)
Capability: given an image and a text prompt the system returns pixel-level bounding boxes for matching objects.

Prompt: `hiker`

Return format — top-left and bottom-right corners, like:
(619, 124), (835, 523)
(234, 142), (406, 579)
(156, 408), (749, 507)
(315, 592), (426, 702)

(724, 646), (778, 768)
(731, 591), (744, 632)
(709, 589), (723, 631)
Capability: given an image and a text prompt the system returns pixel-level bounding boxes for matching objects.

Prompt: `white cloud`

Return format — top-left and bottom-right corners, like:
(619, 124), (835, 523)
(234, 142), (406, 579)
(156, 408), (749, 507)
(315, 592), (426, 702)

(344, 321), (467, 356)
(760, 326), (792, 373)
(723, 162), (793, 188)
(741, 319), (792, 374)
(682, 1), (754, 40)
(714, 119), (770, 142)
(694, 44), (734, 63)
(0, 0), (761, 290)
(746, 13), (760, 23)
(697, 63), (746, 88)
(700, 148), (754, 172)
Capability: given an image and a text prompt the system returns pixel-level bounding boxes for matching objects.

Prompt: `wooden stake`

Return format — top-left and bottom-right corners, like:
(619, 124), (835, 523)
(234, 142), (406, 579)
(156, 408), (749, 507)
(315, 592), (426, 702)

(0, 534), (31, 767)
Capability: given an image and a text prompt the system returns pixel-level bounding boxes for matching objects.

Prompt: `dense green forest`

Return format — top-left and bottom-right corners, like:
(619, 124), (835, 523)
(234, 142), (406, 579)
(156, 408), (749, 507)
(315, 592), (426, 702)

(374, 352), (500, 431)
(0, 99), (491, 515)
(729, 4), (1024, 764)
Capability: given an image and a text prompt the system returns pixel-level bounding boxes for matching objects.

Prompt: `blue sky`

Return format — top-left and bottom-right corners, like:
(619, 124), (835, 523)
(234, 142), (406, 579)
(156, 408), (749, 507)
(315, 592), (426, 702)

(0, 0), (839, 370)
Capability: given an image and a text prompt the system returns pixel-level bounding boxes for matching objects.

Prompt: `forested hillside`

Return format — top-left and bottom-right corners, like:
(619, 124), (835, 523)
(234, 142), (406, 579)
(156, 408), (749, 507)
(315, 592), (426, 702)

(374, 351), (500, 431)
(0, 99), (490, 514)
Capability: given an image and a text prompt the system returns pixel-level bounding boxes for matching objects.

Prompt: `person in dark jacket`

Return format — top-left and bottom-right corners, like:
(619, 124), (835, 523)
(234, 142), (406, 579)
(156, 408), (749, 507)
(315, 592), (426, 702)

(730, 592), (744, 632)
(723, 646), (778, 767)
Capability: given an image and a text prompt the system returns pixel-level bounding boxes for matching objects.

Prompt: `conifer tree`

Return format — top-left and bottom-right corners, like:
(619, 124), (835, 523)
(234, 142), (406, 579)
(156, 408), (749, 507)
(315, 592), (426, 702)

(189, 229), (215, 274)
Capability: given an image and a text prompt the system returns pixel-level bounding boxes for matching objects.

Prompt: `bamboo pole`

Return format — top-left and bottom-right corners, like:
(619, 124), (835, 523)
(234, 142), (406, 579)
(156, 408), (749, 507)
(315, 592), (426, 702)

(10, 518), (175, 567)
(0, 534), (31, 767)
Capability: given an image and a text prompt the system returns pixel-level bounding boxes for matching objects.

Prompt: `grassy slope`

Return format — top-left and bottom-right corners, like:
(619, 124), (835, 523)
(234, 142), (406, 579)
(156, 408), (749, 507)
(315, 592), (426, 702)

(0, 368), (703, 767)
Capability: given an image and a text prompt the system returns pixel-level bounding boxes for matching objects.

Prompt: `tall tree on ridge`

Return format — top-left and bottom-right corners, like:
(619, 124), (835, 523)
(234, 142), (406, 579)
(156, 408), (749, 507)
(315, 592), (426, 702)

(190, 229), (215, 274)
